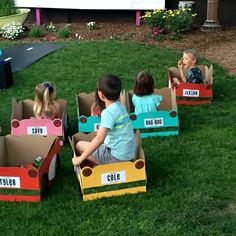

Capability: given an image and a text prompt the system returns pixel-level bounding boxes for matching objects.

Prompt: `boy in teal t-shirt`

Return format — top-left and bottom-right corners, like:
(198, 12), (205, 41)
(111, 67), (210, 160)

(72, 74), (136, 166)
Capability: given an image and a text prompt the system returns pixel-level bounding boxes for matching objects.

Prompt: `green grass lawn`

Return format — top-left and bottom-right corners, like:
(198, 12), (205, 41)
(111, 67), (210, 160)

(0, 40), (236, 235)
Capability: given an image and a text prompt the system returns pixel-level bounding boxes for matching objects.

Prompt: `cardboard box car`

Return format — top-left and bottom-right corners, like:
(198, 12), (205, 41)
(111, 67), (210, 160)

(76, 92), (100, 132)
(168, 65), (213, 105)
(0, 135), (60, 202)
(76, 91), (127, 133)
(127, 87), (179, 138)
(70, 130), (147, 201)
(11, 98), (68, 144)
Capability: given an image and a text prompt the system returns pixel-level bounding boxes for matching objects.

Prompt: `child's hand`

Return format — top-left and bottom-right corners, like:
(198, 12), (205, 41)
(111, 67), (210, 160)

(178, 58), (184, 69)
(72, 156), (82, 166)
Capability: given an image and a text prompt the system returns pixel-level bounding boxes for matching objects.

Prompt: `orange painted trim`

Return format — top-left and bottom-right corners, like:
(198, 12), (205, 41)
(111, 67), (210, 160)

(0, 194), (41, 202)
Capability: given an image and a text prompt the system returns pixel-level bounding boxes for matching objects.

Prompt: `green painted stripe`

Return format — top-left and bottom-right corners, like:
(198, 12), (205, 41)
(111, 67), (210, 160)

(177, 96), (212, 101)
(115, 114), (129, 122)
(115, 122), (131, 129)
(83, 180), (146, 195)
(0, 189), (40, 196)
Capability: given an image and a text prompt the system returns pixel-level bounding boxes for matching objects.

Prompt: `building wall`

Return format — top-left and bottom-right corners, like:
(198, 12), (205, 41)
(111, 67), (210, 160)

(26, 0), (236, 26)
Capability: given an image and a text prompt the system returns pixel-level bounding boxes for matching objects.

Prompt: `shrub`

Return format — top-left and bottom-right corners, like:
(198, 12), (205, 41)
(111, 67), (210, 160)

(142, 8), (197, 41)
(29, 25), (45, 38)
(0, 22), (24, 40)
(166, 9), (196, 38)
(0, 0), (17, 17)
(58, 24), (71, 38)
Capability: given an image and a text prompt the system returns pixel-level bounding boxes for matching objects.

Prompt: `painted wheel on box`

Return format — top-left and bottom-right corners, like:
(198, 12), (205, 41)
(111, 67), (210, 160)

(41, 174), (49, 199)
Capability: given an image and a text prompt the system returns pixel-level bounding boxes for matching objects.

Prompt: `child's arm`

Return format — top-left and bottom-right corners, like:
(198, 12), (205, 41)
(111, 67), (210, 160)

(72, 127), (108, 165)
(178, 58), (187, 83)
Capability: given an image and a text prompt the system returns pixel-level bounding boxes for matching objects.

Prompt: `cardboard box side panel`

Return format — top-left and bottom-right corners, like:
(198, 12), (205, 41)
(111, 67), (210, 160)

(127, 91), (135, 113)
(171, 88), (177, 110)
(156, 88), (172, 111)
(23, 100), (35, 118)
(0, 137), (7, 166)
(81, 161), (146, 187)
(6, 135), (57, 166)
(57, 99), (67, 118)
(78, 92), (95, 117)
(75, 95), (80, 118)
(73, 132), (96, 143)
(135, 130), (141, 160)
(11, 98), (23, 120)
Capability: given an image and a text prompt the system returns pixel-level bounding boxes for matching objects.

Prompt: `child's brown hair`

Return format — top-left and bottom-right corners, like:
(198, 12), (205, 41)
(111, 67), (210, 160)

(133, 71), (154, 96)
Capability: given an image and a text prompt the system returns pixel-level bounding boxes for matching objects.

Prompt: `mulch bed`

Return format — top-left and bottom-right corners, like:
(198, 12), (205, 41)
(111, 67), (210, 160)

(2, 21), (236, 75)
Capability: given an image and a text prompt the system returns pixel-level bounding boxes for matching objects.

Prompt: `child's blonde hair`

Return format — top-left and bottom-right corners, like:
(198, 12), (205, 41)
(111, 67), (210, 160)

(33, 81), (58, 118)
(184, 49), (200, 63)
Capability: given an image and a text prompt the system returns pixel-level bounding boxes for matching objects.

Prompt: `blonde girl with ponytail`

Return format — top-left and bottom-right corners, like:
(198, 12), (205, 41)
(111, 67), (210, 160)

(33, 81), (59, 119)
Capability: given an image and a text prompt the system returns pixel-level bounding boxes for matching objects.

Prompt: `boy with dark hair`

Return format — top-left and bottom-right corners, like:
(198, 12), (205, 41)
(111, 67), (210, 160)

(72, 74), (136, 165)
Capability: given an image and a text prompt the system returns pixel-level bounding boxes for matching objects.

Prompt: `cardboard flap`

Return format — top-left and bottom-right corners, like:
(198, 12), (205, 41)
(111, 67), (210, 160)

(135, 130), (140, 160)
(11, 98), (23, 120)
(127, 90), (135, 113)
(205, 65), (214, 84)
(209, 65), (213, 84)
(68, 136), (76, 155)
(168, 67), (181, 79)
(73, 132), (96, 143)
(133, 130), (144, 161)
(57, 99), (67, 118)
(22, 99), (35, 118)
(171, 87), (177, 110)
(119, 90), (128, 111)
(155, 87), (173, 111)
(72, 132), (96, 155)
(0, 136), (7, 166)
(77, 92), (95, 117)
(5, 135), (57, 166)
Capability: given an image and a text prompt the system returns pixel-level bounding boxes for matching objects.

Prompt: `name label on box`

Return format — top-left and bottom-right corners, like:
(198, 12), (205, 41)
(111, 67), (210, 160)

(144, 118), (163, 127)
(101, 171), (126, 185)
(27, 126), (47, 135)
(94, 123), (100, 131)
(0, 176), (20, 188)
(183, 89), (199, 97)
